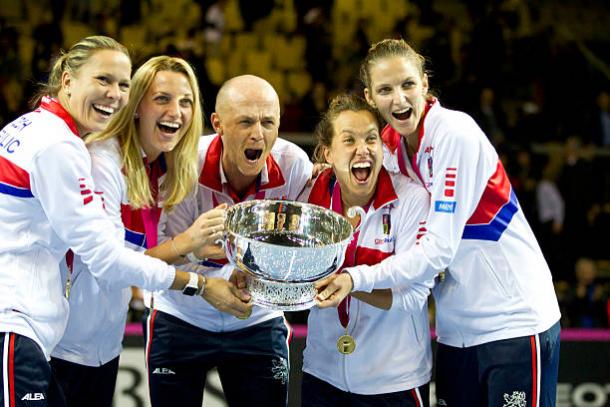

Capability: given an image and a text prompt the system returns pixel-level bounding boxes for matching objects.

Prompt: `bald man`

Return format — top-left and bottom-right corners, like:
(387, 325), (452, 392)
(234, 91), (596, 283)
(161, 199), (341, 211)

(148, 75), (313, 407)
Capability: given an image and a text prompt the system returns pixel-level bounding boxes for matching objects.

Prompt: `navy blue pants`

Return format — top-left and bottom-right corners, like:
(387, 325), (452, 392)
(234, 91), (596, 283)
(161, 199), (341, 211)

(0, 332), (65, 407)
(301, 372), (429, 407)
(146, 310), (289, 407)
(435, 321), (561, 407)
(50, 356), (119, 407)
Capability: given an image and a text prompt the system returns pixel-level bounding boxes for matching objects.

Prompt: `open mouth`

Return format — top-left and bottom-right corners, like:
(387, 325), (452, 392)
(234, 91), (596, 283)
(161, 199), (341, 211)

(351, 161), (372, 183)
(392, 107), (413, 121)
(244, 148), (263, 162)
(92, 104), (115, 118)
(157, 121), (181, 134)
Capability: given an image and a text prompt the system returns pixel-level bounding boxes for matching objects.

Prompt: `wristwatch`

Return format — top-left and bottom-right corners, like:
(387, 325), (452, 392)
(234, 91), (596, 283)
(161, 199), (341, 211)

(182, 272), (199, 296)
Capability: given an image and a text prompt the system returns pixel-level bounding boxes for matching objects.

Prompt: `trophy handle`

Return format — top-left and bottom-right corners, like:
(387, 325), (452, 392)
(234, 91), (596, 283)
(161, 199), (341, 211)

(347, 206), (366, 234)
(216, 236), (232, 264)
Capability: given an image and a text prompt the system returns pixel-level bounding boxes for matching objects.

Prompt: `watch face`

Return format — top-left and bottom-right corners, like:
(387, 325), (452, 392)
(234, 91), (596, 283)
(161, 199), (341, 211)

(182, 286), (198, 296)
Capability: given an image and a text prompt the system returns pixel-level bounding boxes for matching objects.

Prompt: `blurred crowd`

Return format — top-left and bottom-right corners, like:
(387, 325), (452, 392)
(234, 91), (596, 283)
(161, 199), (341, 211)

(1, 0), (609, 328)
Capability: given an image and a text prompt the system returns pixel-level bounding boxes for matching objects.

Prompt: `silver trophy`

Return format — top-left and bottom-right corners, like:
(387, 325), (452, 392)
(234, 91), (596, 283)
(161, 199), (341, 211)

(224, 200), (363, 311)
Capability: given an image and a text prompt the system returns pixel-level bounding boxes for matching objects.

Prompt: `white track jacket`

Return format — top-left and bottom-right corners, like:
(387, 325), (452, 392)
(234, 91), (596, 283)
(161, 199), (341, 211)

(0, 98), (175, 358)
(300, 168), (433, 394)
(52, 138), (160, 366)
(347, 100), (561, 348)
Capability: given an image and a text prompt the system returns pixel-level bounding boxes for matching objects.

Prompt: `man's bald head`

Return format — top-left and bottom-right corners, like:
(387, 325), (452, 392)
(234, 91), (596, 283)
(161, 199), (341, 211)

(215, 75), (280, 115)
(210, 75), (282, 195)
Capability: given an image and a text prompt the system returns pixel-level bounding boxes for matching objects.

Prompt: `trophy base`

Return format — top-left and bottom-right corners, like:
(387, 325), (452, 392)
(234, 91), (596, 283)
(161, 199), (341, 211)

(246, 274), (320, 312)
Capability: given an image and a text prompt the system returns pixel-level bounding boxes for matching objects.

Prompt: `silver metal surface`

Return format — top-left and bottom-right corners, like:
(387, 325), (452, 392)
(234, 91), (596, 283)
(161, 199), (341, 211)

(224, 200), (354, 310)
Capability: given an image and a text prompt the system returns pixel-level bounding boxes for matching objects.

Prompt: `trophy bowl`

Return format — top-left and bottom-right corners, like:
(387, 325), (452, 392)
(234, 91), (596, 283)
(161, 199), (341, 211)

(224, 200), (356, 311)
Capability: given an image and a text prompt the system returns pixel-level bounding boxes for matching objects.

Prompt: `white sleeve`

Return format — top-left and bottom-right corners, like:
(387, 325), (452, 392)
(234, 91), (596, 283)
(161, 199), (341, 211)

(284, 147), (314, 200)
(89, 149), (124, 237)
(349, 129), (491, 292)
(389, 184), (435, 312)
(31, 141), (175, 290)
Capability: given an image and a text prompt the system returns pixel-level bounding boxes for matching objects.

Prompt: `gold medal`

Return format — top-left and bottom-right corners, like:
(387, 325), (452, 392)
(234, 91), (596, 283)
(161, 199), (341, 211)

(337, 334), (356, 354)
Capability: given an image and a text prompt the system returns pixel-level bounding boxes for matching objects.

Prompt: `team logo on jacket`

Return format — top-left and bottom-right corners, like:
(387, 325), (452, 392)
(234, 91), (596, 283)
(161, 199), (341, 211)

(435, 201), (456, 213)
(374, 236), (395, 245)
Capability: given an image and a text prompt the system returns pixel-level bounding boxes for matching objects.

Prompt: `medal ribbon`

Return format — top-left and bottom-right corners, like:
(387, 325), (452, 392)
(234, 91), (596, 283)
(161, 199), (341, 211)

(141, 155), (166, 248)
(329, 181), (370, 330)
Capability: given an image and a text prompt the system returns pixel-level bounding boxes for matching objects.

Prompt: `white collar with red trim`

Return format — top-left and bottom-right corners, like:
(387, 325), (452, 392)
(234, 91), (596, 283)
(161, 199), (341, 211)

(311, 167), (398, 211)
(39, 96), (80, 137)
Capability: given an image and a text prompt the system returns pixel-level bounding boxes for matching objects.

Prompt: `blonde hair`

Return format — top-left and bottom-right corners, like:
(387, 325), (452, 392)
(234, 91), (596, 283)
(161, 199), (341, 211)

(32, 36), (129, 106)
(87, 56), (203, 211)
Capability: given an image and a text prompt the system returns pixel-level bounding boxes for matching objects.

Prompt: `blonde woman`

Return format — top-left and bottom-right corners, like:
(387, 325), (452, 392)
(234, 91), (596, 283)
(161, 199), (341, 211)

(50, 56), (251, 407)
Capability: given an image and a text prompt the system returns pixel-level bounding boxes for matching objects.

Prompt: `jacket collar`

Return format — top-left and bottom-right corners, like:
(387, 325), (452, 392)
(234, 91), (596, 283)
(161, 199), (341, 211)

(308, 167), (398, 211)
(198, 135), (285, 194)
(39, 96), (80, 137)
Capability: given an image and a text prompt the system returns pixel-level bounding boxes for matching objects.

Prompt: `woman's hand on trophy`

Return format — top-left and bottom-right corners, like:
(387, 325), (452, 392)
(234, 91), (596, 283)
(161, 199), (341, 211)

(202, 277), (252, 319)
(315, 272), (354, 308)
(183, 203), (228, 250)
(229, 268), (248, 289)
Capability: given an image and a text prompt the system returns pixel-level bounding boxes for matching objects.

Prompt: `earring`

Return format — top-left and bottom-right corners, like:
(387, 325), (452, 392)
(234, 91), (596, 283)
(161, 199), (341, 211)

(66, 89), (71, 96)
(134, 112), (140, 119)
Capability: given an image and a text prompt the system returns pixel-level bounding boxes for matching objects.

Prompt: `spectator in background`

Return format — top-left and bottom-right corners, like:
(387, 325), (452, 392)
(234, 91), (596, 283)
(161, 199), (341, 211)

(203, 0), (227, 54)
(559, 136), (596, 265)
(510, 148), (537, 225)
(470, 87), (506, 148)
(301, 5), (332, 86)
(568, 258), (608, 328)
(536, 159), (566, 280)
(239, 0), (274, 31)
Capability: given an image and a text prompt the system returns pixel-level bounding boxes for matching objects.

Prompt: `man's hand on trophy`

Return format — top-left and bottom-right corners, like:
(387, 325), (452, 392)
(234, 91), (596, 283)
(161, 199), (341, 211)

(315, 272), (354, 308)
(202, 277), (252, 319)
(229, 268), (248, 289)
